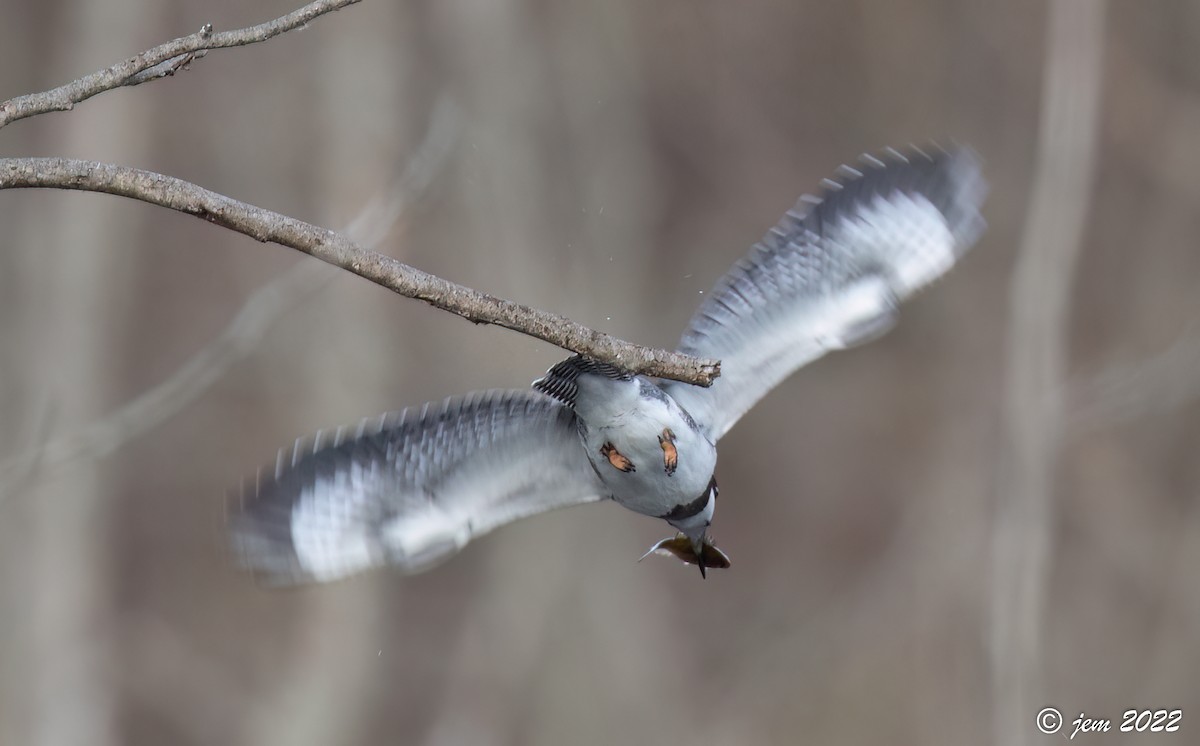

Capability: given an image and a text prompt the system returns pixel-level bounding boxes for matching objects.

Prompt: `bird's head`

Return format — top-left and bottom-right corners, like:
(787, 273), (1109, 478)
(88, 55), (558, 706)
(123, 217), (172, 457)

(641, 477), (729, 577)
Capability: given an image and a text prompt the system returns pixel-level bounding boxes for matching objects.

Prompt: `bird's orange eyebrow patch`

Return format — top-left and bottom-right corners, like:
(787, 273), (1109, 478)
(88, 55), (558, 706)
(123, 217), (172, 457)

(658, 428), (677, 476)
(600, 442), (635, 473)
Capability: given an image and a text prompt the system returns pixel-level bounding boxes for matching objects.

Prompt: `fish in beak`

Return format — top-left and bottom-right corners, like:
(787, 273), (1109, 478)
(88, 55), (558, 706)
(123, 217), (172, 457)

(639, 533), (730, 578)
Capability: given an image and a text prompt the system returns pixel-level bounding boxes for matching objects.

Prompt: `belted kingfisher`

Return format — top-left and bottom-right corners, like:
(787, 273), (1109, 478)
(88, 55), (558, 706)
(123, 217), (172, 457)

(228, 145), (986, 585)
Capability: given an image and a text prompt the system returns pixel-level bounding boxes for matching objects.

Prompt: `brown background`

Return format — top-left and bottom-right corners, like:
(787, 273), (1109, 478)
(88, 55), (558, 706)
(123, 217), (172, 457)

(1, 1), (1198, 744)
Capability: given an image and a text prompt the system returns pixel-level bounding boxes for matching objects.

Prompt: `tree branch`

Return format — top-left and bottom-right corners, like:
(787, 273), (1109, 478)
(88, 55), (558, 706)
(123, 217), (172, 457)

(0, 157), (720, 385)
(0, 99), (459, 504)
(0, 0), (717, 385)
(0, 0), (361, 129)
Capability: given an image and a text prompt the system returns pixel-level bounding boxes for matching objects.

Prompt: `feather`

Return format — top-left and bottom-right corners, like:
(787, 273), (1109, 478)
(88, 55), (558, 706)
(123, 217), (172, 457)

(228, 390), (604, 585)
(532, 355), (634, 409)
(663, 146), (986, 440)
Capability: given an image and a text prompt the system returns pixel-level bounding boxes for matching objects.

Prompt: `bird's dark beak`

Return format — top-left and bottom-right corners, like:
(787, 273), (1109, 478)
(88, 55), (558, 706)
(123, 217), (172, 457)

(691, 535), (707, 579)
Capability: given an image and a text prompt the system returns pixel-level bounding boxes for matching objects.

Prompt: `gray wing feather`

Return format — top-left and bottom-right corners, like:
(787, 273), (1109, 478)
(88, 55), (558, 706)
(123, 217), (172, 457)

(663, 146), (986, 440)
(228, 390), (604, 585)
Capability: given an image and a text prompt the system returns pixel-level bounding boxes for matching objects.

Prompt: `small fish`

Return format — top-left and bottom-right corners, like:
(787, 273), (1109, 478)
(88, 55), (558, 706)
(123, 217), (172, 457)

(640, 533), (731, 579)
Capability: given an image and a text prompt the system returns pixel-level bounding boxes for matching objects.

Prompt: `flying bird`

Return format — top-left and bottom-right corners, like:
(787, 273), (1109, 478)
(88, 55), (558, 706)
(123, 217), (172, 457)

(228, 145), (986, 585)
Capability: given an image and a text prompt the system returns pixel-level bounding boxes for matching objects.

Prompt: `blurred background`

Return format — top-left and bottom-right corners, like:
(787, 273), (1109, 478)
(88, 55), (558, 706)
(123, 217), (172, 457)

(1, 0), (1198, 744)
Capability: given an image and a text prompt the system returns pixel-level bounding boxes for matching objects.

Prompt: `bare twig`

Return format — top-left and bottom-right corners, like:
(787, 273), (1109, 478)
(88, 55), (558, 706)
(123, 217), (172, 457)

(0, 157), (719, 385)
(0, 264), (325, 500)
(990, 2), (1105, 745)
(1063, 321), (1200, 433)
(0, 0), (361, 129)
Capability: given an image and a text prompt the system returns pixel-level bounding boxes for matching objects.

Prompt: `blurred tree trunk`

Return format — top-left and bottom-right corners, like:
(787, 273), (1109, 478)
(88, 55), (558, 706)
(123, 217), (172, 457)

(3, 1), (161, 744)
(239, 4), (409, 744)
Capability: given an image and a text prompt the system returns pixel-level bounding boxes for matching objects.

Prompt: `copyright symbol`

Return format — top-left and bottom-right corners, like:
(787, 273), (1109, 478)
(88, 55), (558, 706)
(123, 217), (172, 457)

(1037, 707), (1062, 735)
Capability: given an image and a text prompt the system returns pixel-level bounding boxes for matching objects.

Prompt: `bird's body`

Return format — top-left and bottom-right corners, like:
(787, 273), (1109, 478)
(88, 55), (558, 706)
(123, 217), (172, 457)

(228, 145), (986, 585)
(535, 359), (717, 521)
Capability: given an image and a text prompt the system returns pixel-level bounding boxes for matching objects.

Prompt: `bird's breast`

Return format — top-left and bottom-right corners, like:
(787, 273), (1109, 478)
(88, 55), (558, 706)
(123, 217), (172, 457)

(583, 408), (716, 518)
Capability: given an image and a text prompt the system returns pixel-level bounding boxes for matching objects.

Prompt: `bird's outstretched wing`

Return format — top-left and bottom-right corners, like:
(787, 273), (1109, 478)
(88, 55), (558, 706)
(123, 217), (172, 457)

(228, 390), (605, 586)
(662, 146), (986, 441)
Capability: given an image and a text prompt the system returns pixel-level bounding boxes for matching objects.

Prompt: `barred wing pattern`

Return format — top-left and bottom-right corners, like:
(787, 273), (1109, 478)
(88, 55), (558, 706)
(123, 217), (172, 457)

(229, 390), (604, 585)
(662, 147), (986, 441)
